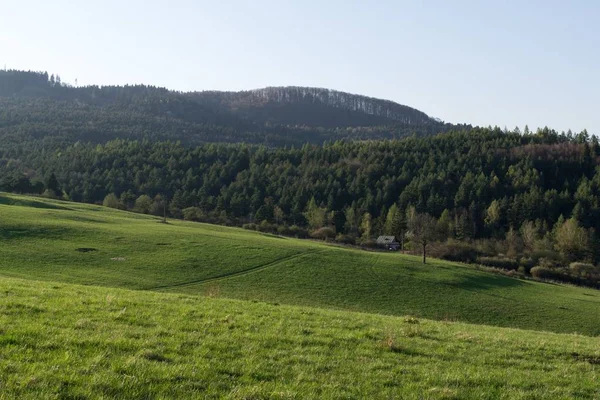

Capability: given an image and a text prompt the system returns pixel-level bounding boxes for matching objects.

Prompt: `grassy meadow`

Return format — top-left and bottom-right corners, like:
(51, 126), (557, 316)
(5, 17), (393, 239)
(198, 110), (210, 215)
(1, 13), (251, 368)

(1, 193), (599, 336)
(0, 276), (598, 399)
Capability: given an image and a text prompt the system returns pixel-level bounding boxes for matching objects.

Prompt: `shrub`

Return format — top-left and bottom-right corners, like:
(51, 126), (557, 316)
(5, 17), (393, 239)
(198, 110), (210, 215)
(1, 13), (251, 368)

(310, 227), (336, 240)
(530, 266), (555, 280)
(518, 257), (536, 270)
(102, 193), (121, 209)
(478, 256), (519, 270)
(476, 265), (525, 279)
(276, 225), (289, 235)
(531, 249), (560, 264)
(134, 195), (153, 214)
(361, 239), (378, 248)
(537, 257), (563, 269)
(569, 262), (597, 277)
(42, 189), (58, 199)
(288, 225), (309, 239)
(242, 223), (258, 231)
(335, 233), (357, 245)
(258, 220), (276, 233)
(475, 239), (499, 256)
(183, 207), (204, 222)
(432, 240), (480, 263)
(502, 269), (522, 278)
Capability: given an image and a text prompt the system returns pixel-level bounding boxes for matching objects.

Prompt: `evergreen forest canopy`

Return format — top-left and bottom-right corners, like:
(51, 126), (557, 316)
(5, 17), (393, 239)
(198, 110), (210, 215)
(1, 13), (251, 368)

(1, 69), (599, 287)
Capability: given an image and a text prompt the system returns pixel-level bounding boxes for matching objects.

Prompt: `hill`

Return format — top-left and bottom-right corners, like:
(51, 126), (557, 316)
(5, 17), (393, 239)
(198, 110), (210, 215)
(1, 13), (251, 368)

(1, 193), (599, 336)
(1, 276), (599, 399)
(2, 128), (600, 289)
(0, 70), (464, 148)
(190, 86), (434, 128)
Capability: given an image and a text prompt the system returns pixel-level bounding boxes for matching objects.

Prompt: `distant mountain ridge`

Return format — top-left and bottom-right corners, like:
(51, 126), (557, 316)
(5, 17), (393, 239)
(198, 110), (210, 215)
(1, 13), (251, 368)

(192, 86), (436, 127)
(0, 70), (467, 147)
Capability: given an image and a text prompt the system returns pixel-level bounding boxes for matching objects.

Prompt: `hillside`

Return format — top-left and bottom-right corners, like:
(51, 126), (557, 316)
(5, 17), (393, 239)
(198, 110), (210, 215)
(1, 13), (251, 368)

(191, 86), (434, 127)
(2, 128), (600, 289)
(0, 276), (598, 399)
(0, 70), (463, 148)
(1, 193), (599, 336)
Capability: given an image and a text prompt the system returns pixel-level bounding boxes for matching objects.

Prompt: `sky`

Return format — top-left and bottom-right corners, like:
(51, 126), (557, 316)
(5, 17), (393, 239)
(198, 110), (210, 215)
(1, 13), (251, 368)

(0, 0), (598, 133)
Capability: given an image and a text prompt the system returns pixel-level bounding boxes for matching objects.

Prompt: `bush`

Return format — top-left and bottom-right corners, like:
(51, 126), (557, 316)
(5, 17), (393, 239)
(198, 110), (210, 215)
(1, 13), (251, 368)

(102, 193), (121, 209)
(42, 189), (58, 199)
(288, 225), (309, 239)
(335, 233), (357, 245)
(431, 240), (480, 263)
(183, 207), (205, 222)
(361, 239), (377, 248)
(258, 220), (276, 233)
(530, 266), (555, 280)
(134, 195), (153, 214)
(310, 227), (336, 240)
(537, 257), (563, 269)
(530, 249), (560, 264)
(242, 223), (258, 231)
(478, 256), (519, 270)
(518, 257), (536, 271)
(569, 262), (597, 277)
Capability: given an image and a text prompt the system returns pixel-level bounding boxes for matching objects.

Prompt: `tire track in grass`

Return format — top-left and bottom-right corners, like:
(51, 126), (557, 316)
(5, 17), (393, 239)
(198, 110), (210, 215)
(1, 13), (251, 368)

(147, 249), (327, 291)
(366, 253), (382, 284)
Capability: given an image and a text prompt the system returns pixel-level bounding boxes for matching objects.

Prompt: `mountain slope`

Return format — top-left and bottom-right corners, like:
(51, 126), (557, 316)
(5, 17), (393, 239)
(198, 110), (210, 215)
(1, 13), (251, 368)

(0, 70), (465, 148)
(190, 86), (436, 128)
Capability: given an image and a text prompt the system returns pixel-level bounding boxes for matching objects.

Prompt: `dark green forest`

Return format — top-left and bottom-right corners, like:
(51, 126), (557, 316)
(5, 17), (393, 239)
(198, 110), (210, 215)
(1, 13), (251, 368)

(1, 70), (599, 287)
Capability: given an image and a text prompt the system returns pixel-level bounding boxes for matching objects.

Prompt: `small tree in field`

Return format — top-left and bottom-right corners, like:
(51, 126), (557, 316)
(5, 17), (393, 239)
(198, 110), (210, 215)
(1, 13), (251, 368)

(103, 193), (121, 209)
(408, 213), (439, 264)
(135, 195), (153, 214)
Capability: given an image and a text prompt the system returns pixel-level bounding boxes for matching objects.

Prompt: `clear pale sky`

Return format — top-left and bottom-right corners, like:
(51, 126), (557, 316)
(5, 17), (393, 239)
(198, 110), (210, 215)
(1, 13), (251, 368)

(1, 0), (598, 133)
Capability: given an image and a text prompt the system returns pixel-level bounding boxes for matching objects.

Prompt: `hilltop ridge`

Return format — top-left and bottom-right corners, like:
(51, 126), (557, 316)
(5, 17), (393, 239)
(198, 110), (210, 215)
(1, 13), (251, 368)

(191, 86), (437, 127)
(0, 69), (465, 147)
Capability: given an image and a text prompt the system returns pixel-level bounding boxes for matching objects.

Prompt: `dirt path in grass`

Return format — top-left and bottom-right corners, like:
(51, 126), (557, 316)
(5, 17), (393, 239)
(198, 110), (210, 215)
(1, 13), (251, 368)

(147, 249), (328, 291)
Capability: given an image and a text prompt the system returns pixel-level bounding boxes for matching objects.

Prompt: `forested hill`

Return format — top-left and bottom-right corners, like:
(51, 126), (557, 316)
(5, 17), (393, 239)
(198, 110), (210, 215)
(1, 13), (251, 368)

(0, 70), (463, 148)
(190, 87), (434, 128)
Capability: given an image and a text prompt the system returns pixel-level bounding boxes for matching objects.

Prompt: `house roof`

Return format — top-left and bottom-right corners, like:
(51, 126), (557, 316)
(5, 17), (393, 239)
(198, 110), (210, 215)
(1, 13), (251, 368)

(376, 235), (398, 244)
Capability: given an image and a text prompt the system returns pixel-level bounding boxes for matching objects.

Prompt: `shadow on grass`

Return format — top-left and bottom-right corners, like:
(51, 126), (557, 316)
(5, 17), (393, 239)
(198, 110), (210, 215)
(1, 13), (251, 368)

(449, 273), (527, 292)
(0, 196), (72, 211)
(0, 225), (81, 241)
(59, 215), (109, 224)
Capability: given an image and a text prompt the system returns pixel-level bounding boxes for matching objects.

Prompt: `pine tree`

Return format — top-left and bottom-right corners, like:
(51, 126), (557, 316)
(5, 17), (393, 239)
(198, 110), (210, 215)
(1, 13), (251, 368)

(45, 173), (60, 195)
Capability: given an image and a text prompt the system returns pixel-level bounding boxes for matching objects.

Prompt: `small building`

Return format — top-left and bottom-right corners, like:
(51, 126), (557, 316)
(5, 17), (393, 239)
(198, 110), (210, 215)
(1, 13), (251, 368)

(376, 235), (400, 251)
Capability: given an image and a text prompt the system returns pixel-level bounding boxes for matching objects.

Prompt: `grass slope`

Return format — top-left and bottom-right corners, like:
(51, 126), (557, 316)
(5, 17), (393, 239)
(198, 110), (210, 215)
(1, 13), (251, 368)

(0, 276), (599, 399)
(1, 193), (599, 336)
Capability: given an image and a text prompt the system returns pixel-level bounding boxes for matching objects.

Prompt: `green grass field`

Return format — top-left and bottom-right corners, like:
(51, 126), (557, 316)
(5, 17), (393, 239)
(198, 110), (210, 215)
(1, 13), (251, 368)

(0, 276), (599, 399)
(1, 193), (600, 398)
(1, 193), (599, 336)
